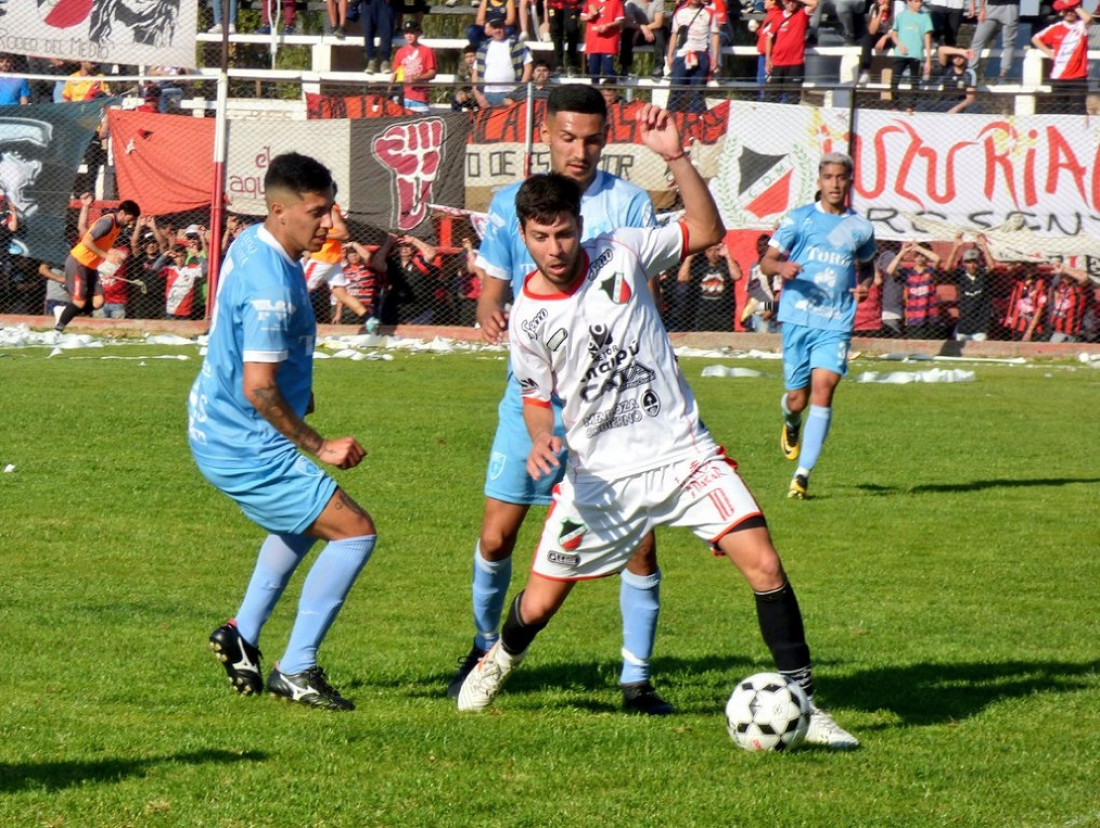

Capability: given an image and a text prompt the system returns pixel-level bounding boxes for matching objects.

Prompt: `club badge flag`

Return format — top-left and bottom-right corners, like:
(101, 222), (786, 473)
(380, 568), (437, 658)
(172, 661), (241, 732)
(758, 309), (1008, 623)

(0, 100), (109, 266)
(0, 0), (198, 68)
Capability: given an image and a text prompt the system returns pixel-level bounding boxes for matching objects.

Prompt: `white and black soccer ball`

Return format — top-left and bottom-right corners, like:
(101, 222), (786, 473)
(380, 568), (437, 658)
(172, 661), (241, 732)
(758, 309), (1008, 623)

(725, 672), (811, 752)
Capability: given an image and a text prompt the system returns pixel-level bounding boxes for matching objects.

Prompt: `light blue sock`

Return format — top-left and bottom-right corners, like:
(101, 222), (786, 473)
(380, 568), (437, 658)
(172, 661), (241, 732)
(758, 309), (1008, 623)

(236, 533), (317, 647)
(279, 534), (376, 674)
(797, 404), (832, 475)
(472, 543), (512, 651)
(781, 392), (801, 428)
(619, 568), (661, 685)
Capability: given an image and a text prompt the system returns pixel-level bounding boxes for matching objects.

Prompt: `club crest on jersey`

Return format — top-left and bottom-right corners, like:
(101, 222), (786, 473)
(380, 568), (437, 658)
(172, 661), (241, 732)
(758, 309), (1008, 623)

(558, 519), (586, 551)
(642, 389), (660, 417)
(599, 271), (631, 304)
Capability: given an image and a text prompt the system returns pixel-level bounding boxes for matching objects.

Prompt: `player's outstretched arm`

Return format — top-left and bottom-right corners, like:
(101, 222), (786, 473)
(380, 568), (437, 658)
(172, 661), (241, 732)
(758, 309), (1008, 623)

(634, 104), (724, 255)
(243, 361), (366, 470)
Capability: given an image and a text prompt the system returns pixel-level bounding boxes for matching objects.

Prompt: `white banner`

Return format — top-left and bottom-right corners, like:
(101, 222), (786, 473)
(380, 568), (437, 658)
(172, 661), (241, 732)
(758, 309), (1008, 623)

(0, 0), (198, 68)
(225, 120), (352, 216)
(713, 100), (1100, 249)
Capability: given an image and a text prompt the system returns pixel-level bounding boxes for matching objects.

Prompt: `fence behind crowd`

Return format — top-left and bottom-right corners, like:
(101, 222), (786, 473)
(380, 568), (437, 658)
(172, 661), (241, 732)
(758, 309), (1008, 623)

(1, 70), (1097, 343)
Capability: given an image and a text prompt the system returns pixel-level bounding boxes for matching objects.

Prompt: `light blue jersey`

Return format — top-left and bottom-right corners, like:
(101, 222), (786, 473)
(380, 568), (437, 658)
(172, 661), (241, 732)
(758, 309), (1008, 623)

(188, 224), (316, 464)
(772, 202), (876, 333)
(477, 170), (656, 296)
(476, 170), (656, 505)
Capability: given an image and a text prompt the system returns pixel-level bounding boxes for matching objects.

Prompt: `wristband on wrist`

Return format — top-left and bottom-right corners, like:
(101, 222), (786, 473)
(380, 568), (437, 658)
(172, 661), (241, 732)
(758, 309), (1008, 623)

(663, 151), (686, 163)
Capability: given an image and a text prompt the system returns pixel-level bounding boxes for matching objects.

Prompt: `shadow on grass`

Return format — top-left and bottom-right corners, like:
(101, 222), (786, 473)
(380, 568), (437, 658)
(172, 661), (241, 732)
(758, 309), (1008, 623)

(855, 477), (1100, 496)
(0, 748), (267, 794)
(402, 655), (1099, 723)
(824, 659), (1100, 726)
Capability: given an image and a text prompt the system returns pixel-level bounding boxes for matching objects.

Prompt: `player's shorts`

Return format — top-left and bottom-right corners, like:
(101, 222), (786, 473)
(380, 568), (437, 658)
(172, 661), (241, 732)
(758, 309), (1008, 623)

(531, 448), (764, 581)
(193, 446), (338, 535)
(781, 324), (851, 390)
(64, 257), (101, 302)
(483, 381), (566, 506)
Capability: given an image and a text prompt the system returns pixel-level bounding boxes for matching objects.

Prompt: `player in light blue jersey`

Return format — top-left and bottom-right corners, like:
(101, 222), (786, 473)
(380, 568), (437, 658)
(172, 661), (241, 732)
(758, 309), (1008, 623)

(188, 153), (377, 711)
(761, 151), (877, 500)
(447, 85), (672, 715)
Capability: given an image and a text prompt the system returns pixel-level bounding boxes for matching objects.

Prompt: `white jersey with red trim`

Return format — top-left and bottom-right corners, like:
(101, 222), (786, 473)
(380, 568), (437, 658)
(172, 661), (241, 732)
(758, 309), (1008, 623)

(510, 223), (718, 478)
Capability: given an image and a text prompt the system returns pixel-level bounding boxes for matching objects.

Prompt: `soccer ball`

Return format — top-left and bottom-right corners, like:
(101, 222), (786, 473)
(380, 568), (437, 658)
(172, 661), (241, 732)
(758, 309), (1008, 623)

(725, 672), (811, 752)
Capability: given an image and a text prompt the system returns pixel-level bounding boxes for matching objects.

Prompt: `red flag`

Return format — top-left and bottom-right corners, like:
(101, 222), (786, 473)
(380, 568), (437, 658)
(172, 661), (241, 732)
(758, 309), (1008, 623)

(109, 110), (215, 215)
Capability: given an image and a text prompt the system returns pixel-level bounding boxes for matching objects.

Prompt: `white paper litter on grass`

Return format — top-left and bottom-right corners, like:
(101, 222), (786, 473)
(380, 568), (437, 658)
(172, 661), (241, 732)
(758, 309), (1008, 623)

(700, 365), (768, 378)
(857, 368), (976, 384)
(145, 333), (195, 346)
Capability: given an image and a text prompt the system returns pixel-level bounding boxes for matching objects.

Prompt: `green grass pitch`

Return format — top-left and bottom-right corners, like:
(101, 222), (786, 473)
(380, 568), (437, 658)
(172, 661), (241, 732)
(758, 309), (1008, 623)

(1, 342), (1098, 827)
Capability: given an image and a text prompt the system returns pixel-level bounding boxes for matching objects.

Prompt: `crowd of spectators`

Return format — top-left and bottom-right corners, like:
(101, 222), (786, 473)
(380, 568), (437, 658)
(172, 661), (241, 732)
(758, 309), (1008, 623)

(660, 230), (1098, 343)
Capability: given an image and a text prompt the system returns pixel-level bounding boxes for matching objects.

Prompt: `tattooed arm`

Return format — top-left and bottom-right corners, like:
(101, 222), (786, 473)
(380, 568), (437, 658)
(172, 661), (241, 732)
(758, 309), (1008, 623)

(242, 361), (365, 470)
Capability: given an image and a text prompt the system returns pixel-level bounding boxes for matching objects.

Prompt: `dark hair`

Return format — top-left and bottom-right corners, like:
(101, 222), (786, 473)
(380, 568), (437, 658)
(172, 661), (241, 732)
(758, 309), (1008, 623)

(117, 199), (140, 217)
(546, 84), (607, 122)
(515, 173), (582, 229)
(264, 152), (334, 198)
(532, 58), (551, 71)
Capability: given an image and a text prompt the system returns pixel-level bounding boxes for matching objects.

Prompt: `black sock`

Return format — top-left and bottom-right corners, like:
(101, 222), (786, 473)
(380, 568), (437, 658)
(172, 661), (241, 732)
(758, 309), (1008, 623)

(500, 591), (547, 656)
(754, 580), (814, 698)
(55, 303), (81, 330)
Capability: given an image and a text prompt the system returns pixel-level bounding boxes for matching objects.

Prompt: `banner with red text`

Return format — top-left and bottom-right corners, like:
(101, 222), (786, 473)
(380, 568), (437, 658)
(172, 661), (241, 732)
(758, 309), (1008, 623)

(0, 0), (199, 67)
(714, 100), (1100, 251)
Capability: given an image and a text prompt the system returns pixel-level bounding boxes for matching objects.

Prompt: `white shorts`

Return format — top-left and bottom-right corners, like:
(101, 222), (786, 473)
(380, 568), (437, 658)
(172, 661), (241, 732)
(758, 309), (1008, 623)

(531, 448), (763, 581)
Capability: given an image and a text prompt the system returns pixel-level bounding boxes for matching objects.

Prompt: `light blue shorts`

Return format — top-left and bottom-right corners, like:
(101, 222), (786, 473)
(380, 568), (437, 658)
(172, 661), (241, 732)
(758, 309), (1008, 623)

(483, 381), (566, 506)
(781, 324), (851, 391)
(194, 447), (338, 535)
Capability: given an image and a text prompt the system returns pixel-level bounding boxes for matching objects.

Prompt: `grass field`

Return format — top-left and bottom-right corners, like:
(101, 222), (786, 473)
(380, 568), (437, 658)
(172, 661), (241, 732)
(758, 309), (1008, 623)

(1, 340), (1098, 828)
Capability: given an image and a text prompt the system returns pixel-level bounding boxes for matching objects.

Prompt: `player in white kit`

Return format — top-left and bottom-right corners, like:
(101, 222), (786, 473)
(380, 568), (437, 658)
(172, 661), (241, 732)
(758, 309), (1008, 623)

(456, 105), (858, 749)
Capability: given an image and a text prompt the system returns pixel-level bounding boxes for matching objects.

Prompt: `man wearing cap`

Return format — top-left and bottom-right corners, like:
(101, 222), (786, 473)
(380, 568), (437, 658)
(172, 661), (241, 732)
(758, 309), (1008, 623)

(392, 20), (437, 112)
(945, 233), (995, 342)
(1031, 0), (1093, 112)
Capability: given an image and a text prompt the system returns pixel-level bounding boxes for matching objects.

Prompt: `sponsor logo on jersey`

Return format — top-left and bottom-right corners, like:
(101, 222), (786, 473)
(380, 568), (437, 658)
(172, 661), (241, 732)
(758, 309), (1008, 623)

(587, 248), (614, 280)
(547, 550), (581, 567)
(580, 359), (655, 403)
(251, 298), (292, 322)
(517, 376), (540, 397)
(558, 519), (586, 551)
(586, 324), (613, 358)
(521, 308), (547, 340)
(583, 399), (642, 437)
(642, 389), (660, 417)
(599, 271), (631, 304)
(546, 328), (568, 351)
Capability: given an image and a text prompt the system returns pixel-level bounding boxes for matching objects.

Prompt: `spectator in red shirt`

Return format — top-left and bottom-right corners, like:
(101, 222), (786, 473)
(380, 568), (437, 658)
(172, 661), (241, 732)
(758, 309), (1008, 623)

(887, 240), (943, 339)
(1045, 261), (1091, 343)
(581, 0), (624, 81)
(392, 20), (437, 113)
(765, 0), (816, 103)
(1031, 0), (1093, 112)
(1004, 271), (1048, 342)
